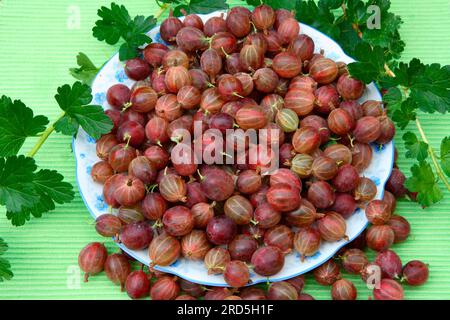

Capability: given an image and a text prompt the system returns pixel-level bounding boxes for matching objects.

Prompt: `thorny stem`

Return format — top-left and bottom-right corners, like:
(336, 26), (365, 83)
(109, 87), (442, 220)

(415, 118), (450, 191)
(27, 112), (65, 158)
(386, 66), (450, 191)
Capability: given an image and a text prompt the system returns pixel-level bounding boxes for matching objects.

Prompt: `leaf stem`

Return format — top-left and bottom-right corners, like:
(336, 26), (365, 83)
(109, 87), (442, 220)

(384, 63), (450, 191)
(415, 117), (450, 191)
(27, 112), (65, 158)
(384, 64), (396, 77)
(155, 3), (170, 20)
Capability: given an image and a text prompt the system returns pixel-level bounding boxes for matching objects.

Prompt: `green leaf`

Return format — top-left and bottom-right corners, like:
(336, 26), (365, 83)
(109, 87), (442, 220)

(69, 52), (100, 86)
(0, 96), (49, 157)
(382, 87), (402, 115)
(93, 3), (130, 45)
(410, 63), (450, 114)
(295, 0), (340, 40)
(403, 132), (428, 162)
(441, 137), (450, 177)
(361, 1), (403, 47)
(405, 161), (443, 207)
(319, 0), (343, 9)
(70, 105), (114, 139)
(32, 169), (74, 204)
(0, 238), (7, 255)
(386, 60), (450, 114)
(55, 82), (93, 111)
(54, 82), (113, 139)
(119, 42), (140, 61)
(188, 0), (229, 14)
(93, 3), (156, 61)
(243, 0), (263, 7)
(344, 0), (404, 60)
(0, 238), (13, 282)
(0, 156), (40, 213)
(391, 98), (417, 129)
(347, 43), (385, 83)
(334, 19), (362, 57)
(0, 157), (74, 226)
(0, 257), (13, 282)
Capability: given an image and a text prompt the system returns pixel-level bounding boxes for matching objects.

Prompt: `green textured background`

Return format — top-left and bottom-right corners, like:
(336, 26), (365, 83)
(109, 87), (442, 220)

(0, 0), (449, 300)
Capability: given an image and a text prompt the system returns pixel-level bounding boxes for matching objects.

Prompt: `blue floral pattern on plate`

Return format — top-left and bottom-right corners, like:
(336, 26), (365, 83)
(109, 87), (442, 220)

(73, 12), (394, 288)
(115, 69), (128, 82)
(94, 194), (108, 211)
(95, 92), (106, 105)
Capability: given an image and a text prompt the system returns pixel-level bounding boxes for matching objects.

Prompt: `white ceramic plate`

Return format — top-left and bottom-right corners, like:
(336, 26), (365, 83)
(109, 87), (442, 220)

(74, 11), (394, 287)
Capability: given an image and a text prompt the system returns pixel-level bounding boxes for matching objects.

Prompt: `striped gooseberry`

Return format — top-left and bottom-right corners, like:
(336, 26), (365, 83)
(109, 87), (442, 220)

(336, 73), (365, 100)
(149, 233), (181, 266)
(309, 58), (339, 84)
(285, 199), (323, 228)
(365, 199), (392, 225)
(292, 126), (321, 154)
(163, 206), (194, 237)
(104, 253), (131, 291)
(313, 259), (341, 285)
(366, 224), (395, 251)
(251, 4), (275, 32)
(228, 234), (258, 262)
(224, 260), (250, 288)
(294, 227), (321, 261)
(267, 185), (301, 212)
(78, 242), (108, 282)
(317, 212), (348, 242)
(276, 108), (299, 133)
(181, 230), (211, 260)
(204, 247), (231, 274)
(289, 34), (315, 62)
(284, 89), (316, 116)
(272, 52), (302, 78)
(251, 246), (284, 276)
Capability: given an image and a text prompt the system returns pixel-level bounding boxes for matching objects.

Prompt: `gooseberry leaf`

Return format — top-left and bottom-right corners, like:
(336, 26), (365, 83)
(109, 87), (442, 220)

(409, 63), (450, 114)
(188, 0), (229, 14)
(403, 132), (428, 162)
(405, 161), (443, 207)
(5, 169), (75, 226)
(441, 137), (450, 178)
(0, 238), (13, 282)
(0, 96), (49, 157)
(54, 82), (113, 139)
(0, 156), (40, 213)
(382, 87), (403, 115)
(347, 43), (385, 83)
(246, 0), (297, 10)
(391, 98), (417, 130)
(93, 3), (156, 61)
(360, 0), (403, 48)
(385, 60), (450, 114)
(0, 238), (7, 255)
(0, 156), (74, 226)
(69, 52), (100, 86)
(295, 0), (340, 40)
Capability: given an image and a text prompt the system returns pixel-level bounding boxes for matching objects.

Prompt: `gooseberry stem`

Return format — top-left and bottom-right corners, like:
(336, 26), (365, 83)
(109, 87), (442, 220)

(415, 117), (450, 191)
(27, 112), (65, 158)
(155, 3), (170, 20)
(387, 66), (450, 191)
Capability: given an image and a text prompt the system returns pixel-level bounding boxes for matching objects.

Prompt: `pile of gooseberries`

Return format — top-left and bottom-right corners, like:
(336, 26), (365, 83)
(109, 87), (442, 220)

(81, 5), (428, 300)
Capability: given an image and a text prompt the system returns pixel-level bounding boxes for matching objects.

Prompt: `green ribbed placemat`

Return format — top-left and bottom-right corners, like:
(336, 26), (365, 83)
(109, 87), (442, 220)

(0, 0), (449, 300)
